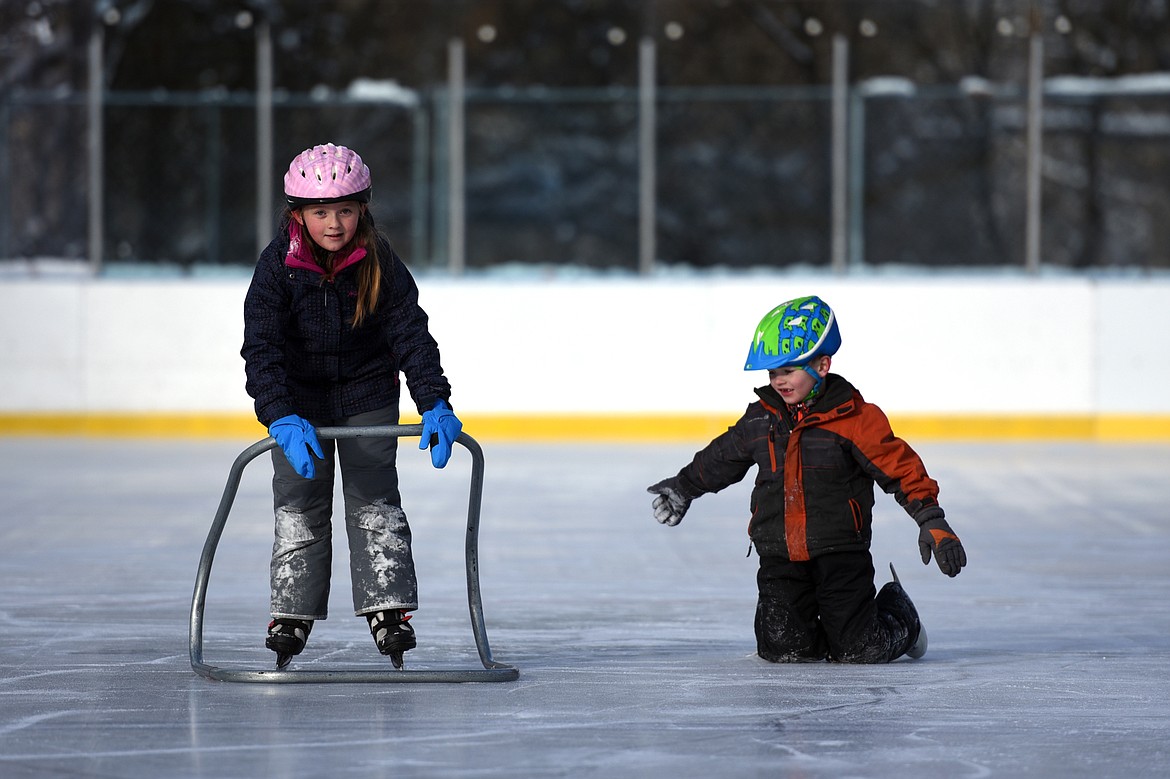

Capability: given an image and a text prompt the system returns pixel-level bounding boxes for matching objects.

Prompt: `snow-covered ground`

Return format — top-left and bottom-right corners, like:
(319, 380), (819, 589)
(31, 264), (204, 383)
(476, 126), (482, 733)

(1, 436), (1168, 777)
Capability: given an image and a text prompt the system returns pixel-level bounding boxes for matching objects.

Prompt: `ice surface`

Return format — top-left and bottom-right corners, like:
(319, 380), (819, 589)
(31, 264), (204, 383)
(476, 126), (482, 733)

(1, 437), (1168, 778)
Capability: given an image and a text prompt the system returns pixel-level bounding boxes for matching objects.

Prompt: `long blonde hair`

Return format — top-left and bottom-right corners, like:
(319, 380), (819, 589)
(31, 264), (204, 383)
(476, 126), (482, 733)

(287, 206), (382, 327)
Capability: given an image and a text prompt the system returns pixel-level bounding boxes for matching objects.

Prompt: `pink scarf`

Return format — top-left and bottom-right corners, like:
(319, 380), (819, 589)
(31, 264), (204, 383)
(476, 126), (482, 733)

(284, 219), (367, 276)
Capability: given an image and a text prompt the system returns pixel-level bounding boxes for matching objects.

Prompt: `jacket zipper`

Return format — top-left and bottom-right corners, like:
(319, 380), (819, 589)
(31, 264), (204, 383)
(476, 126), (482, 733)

(767, 417), (777, 473)
(750, 413), (782, 556)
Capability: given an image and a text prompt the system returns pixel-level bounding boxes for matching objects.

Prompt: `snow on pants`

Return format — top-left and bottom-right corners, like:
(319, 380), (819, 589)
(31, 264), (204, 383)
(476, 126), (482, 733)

(268, 405), (418, 621)
(754, 550), (914, 664)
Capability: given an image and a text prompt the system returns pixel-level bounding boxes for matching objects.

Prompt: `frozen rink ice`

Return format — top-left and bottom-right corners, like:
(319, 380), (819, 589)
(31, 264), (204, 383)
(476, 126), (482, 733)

(1, 436), (1169, 778)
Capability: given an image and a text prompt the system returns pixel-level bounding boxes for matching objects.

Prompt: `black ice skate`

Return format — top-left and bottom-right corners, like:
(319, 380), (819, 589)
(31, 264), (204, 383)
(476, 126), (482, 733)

(366, 609), (416, 669)
(266, 618), (313, 669)
(887, 564), (928, 659)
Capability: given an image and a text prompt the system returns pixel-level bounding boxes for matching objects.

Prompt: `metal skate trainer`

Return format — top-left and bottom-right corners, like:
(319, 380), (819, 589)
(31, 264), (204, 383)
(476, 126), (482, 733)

(189, 425), (519, 683)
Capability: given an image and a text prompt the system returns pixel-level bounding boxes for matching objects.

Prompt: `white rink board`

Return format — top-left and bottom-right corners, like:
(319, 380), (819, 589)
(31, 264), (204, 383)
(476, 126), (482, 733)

(1, 275), (1167, 416)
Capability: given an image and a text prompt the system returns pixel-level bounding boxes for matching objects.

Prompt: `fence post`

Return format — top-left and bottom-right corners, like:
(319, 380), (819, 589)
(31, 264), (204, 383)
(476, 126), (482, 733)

(0, 98), (9, 259)
(847, 88), (866, 269)
(255, 15), (273, 259)
(1025, 7), (1044, 273)
(638, 37), (657, 275)
(447, 38), (466, 275)
(87, 23), (104, 275)
(831, 34), (849, 275)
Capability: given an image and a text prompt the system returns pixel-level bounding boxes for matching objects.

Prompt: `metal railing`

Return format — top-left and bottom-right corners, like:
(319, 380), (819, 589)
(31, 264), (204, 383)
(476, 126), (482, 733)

(189, 425), (519, 683)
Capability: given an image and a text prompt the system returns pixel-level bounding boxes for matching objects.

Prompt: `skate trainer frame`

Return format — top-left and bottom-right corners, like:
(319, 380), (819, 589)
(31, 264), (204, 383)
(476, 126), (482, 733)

(190, 425), (519, 683)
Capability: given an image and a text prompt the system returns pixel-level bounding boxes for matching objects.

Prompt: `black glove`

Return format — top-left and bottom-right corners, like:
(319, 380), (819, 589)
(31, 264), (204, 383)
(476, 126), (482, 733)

(647, 477), (693, 527)
(918, 517), (967, 577)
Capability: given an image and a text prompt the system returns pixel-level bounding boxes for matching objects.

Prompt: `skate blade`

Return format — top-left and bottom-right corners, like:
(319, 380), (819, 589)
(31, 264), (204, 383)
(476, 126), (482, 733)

(275, 653), (293, 669)
(907, 623), (928, 659)
(389, 651), (404, 670)
(889, 562), (902, 584)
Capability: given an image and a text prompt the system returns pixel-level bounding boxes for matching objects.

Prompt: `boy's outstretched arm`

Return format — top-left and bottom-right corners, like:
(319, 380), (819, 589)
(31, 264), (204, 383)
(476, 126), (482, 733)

(917, 516), (966, 577)
(646, 477), (696, 526)
(647, 412), (756, 527)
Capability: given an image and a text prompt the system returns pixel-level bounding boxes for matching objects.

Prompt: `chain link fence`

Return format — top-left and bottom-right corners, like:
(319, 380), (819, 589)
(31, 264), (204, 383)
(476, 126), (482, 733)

(3, 76), (1170, 274)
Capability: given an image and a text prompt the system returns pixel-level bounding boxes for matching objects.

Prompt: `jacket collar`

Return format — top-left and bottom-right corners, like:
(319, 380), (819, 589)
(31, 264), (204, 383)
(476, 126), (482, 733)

(284, 219), (367, 276)
(755, 374), (857, 423)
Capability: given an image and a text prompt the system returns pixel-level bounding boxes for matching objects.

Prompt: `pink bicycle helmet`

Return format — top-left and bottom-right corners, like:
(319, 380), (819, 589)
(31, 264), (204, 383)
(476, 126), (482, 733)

(284, 143), (372, 205)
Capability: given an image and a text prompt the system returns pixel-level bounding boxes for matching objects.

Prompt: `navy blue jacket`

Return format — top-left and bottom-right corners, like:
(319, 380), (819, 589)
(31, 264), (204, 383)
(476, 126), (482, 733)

(241, 227), (451, 426)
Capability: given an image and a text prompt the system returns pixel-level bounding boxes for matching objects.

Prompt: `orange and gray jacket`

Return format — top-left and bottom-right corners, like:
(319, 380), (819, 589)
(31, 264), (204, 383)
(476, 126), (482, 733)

(675, 374), (944, 560)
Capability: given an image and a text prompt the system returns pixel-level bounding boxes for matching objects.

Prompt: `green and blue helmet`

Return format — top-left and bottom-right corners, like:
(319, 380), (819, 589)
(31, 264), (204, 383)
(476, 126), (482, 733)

(744, 296), (841, 393)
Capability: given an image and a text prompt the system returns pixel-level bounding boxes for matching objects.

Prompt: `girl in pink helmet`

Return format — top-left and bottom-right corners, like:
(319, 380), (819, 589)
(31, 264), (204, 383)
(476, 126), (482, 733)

(242, 143), (462, 669)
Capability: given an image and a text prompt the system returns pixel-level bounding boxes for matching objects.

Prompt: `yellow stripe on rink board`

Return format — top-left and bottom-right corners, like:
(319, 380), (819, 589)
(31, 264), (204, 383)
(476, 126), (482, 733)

(0, 413), (268, 440)
(0, 413), (741, 443)
(889, 414), (1170, 442)
(435, 414), (743, 443)
(887, 415), (1096, 441)
(2, 413), (1170, 442)
(1093, 415), (1170, 442)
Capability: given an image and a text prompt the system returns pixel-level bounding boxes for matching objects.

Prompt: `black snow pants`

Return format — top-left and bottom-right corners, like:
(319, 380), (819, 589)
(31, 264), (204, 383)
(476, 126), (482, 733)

(754, 550), (918, 664)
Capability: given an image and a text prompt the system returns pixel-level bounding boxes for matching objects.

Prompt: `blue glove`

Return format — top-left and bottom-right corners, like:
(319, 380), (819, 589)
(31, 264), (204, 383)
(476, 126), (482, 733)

(419, 399), (462, 469)
(269, 414), (324, 479)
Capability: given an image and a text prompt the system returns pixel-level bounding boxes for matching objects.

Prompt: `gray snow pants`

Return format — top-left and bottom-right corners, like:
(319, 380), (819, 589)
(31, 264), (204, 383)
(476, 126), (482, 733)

(269, 405), (418, 621)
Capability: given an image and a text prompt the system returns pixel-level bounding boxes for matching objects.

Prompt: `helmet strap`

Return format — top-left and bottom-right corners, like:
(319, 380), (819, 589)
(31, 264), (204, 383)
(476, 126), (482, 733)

(802, 365), (825, 401)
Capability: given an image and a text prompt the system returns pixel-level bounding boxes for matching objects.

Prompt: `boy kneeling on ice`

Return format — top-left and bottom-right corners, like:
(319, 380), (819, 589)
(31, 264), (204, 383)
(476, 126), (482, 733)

(647, 296), (966, 663)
